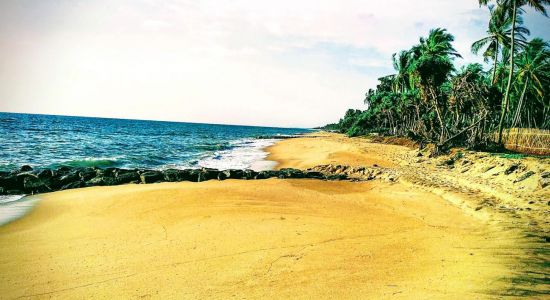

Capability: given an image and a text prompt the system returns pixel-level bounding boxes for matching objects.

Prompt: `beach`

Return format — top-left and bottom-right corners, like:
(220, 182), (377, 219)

(0, 133), (547, 299)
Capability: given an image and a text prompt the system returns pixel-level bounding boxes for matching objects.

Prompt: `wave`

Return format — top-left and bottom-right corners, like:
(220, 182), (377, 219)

(197, 138), (279, 171)
(48, 157), (123, 169)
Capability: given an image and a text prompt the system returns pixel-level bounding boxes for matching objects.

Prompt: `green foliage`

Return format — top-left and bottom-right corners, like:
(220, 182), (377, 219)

(325, 1), (549, 151)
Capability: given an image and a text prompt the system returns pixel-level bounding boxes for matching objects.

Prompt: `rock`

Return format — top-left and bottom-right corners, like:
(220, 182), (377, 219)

(37, 169), (53, 179)
(514, 171), (535, 183)
(482, 165), (496, 173)
(504, 164), (519, 175)
(23, 176), (51, 193)
(278, 168), (305, 179)
(79, 168), (97, 181)
(20, 165), (33, 172)
(541, 171), (550, 179)
(325, 174), (348, 181)
(140, 171), (164, 184)
(0, 175), (20, 190)
(61, 181), (83, 190)
(242, 169), (257, 180)
(254, 170), (279, 179)
(116, 171), (140, 184)
(197, 168), (219, 182)
(219, 169), (244, 180)
(305, 171), (324, 179)
(540, 178), (550, 189)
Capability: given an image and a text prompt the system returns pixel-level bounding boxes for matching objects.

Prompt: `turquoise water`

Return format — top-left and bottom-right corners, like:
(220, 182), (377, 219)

(0, 112), (310, 171)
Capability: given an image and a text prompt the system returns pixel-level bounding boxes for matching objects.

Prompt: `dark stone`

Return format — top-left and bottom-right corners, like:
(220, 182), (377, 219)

(541, 171), (550, 179)
(117, 171), (140, 184)
(305, 171), (324, 179)
(23, 176), (51, 193)
(140, 171), (164, 184)
(278, 168), (305, 179)
(20, 165), (33, 172)
(242, 169), (258, 180)
(540, 178), (550, 189)
(0, 175), (20, 190)
(79, 168), (97, 181)
(198, 168), (219, 182)
(325, 174), (348, 180)
(54, 171), (80, 188)
(37, 169), (53, 179)
(514, 171), (535, 183)
(61, 181), (84, 190)
(255, 170), (279, 179)
(504, 164), (519, 175)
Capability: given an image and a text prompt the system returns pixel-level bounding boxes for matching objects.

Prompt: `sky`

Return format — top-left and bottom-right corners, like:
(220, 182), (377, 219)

(0, 0), (548, 128)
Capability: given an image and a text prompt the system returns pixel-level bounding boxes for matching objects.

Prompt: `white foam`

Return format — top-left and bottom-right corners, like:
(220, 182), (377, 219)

(197, 138), (279, 171)
(0, 195), (38, 226)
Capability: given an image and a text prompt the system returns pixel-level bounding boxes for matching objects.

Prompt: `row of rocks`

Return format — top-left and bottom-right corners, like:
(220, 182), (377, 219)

(0, 165), (347, 196)
(308, 164), (399, 182)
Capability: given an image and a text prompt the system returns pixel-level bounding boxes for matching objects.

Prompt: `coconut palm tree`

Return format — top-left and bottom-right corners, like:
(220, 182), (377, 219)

(512, 38), (550, 127)
(392, 50), (412, 93)
(479, 0), (550, 143)
(409, 28), (462, 143)
(471, 3), (529, 85)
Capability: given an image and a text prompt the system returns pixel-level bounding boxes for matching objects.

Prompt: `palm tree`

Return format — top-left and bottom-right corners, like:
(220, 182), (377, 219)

(409, 28), (462, 144)
(512, 38), (550, 127)
(479, 0), (550, 143)
(392, 50), (412, 93)
(471, 3), (529, 85)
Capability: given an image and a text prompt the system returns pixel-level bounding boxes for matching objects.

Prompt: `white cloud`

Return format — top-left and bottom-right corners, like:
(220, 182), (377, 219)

(0, 0), (547, 127)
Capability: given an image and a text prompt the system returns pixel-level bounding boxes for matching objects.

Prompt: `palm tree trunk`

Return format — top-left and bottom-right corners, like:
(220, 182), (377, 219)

(497, 1), (517, 144)
(512, 77), (529, 127)
(491, 42), (499, 86)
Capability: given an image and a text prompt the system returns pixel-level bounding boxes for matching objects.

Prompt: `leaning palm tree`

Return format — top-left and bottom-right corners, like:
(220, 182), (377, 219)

(511, 38), (550, 127)
(409, 28), (462, 144)
(479, 0), (550, 143)
(471, 3), (529, 85)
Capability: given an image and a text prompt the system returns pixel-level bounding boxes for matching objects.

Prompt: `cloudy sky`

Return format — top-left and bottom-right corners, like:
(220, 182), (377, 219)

(0, 0), (548, 128)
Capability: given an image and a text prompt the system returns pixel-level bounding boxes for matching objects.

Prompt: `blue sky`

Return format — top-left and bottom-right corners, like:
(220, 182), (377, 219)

(0, 0), (548, 127)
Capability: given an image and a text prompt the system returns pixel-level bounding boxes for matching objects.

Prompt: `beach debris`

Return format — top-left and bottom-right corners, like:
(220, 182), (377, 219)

(504, 164), (519, 175)
(539, 178), (549, 189)
(514, 171), (535, 183)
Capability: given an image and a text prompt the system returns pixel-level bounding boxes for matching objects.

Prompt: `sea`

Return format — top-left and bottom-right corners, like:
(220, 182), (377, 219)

(0, 112), (311, 224)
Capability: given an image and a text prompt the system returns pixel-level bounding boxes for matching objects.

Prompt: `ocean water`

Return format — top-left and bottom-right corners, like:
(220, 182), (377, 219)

(0, 112), (310, 172)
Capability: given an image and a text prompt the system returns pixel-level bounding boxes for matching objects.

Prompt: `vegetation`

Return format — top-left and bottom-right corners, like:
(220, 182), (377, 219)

(331, 0), (549, 153)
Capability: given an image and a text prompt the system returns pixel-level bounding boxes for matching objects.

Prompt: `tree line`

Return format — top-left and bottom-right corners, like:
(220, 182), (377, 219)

(329, 0), (549, 151)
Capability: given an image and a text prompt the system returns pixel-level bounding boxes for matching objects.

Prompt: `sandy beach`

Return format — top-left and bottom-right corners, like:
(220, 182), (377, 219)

(0, 133), (545, 299)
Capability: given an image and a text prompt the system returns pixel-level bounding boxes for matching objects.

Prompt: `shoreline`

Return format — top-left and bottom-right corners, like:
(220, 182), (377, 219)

(0, 132), (548, 298)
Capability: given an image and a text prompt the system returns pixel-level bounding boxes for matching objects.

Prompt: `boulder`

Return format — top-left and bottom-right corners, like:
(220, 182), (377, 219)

(0, 175), (20, 191)
(540, 178), (550, 189)
(242, 169), (258, 180)
(305, 171), (324, 179)
(61, 181), (84, 190)
(37, 169), (53, 179)
(23, 176), (51, 193)
(325, 174), (348, 181)
(20, 165), (33, 172)
(255, 170), (279, 179)
(197, 168), (219, 182)
(278, 168), (305, 179)
(504, 164), (519, 175)
(79, 168), (97, 181)
(116, 171), (140, 184)
(140, 171), (164, 184)
(514, 171), (535, 183)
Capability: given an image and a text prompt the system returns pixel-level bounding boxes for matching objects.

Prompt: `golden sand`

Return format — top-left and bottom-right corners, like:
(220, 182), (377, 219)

(0, 134), (522, 299)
